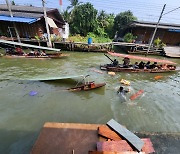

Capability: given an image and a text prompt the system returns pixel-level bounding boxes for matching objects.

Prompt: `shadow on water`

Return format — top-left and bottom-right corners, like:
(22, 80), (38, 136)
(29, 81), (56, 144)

(0, 129), (38, 154)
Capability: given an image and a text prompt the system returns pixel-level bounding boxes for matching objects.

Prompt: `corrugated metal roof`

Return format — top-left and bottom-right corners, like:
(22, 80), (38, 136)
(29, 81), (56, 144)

(0, 4), (53, 13)
(0, 15), (37, 23)
(130, 21), (180, 30)
(0, 11), (43, 19)
(0, 4), (65, 24)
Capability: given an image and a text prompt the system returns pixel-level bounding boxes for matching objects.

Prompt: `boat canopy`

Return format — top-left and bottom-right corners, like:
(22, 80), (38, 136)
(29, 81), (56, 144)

(108, 52), (177, 65)
(0, 39), (61, 52)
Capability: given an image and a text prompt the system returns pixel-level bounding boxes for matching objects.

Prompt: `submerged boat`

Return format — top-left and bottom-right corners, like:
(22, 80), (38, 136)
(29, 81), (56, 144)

(67, 82), (106, 91)
(100, 52), (177, 73)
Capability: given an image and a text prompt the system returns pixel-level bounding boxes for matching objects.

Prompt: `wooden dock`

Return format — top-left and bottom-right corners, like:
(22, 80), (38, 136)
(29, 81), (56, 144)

(164, 46), (180, 58)
(31, 123), (103, 154)
(31, 122), (180, 154)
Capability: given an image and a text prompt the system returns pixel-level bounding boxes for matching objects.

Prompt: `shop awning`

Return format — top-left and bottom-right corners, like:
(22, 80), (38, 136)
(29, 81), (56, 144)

(47, 17), (58, 28)
(0, 15), (37, 24)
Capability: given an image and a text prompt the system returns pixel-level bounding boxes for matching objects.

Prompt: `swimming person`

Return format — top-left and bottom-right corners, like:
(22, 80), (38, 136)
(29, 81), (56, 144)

(117, 86), (130, 103)
(117, 86), (129, 95)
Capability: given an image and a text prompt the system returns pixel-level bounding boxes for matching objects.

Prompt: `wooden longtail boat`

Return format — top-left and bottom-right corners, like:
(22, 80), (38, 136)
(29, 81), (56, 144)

(100, 64), (176, 73)
(4, 53), (68, 59)
(101, 52), (177, 73)
(67, 82), (106, 91)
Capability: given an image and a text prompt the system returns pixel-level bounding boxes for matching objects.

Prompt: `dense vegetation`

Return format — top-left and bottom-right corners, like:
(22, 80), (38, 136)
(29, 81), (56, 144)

(63, 0), (137, 43)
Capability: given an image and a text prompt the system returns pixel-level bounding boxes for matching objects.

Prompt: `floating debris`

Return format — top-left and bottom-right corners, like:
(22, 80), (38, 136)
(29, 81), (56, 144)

(29, 91), (38, 96)
(120, 79), (130, 86)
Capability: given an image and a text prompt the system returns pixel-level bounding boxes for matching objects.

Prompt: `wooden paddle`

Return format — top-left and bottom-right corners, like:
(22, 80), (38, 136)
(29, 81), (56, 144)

(130, 89), (144, 100)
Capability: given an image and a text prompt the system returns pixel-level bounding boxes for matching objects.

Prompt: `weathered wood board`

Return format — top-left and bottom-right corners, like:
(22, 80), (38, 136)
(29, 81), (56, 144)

(106, 119), (144, 152)
(98, 125), (122, 140)
(97, 138), (154, 153)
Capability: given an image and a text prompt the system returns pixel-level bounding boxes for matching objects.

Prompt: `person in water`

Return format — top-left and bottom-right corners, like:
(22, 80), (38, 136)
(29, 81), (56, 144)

(117, 86), (130, 95)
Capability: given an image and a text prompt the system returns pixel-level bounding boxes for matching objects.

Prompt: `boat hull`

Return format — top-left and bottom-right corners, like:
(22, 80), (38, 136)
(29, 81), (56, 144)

(3, 53), (68, 59)
(100, 65), (176, 73)
(68, 83), (106, 91)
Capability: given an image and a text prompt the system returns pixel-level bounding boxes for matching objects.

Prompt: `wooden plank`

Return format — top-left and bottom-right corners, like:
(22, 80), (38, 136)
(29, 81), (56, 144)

(106, 119), (144, 152)
(97, 139), (155, 153)
(31, 123), (104, 154)
(89, 151), (144, 154)
(98, 126), (122, 140)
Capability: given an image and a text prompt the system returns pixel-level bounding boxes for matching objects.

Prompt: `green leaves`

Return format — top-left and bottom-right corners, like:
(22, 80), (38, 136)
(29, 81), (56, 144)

(114, 10), (137, 36)
(123, 33), (137, 43)
(70, 3), (98, 36)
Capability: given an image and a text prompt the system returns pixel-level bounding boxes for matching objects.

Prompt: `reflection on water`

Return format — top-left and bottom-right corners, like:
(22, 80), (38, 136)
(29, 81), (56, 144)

(0, 52), (180, 153)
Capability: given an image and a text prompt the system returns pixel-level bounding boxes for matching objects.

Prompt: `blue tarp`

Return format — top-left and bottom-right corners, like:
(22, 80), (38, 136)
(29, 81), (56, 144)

(0, 15), (37, 24)
(168, 29), (180, 33)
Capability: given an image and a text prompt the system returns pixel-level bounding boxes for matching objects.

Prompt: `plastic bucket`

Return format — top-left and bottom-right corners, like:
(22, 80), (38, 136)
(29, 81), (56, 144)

(88, 37), (92, 44)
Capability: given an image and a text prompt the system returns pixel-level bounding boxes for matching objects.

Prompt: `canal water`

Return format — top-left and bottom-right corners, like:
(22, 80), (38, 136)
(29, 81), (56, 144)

(0, 51), (179, 153)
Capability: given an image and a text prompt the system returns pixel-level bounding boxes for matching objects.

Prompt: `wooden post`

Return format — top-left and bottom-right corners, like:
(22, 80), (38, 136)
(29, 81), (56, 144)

(42, 0), (52, 48)
(146, 4), (166, 56)
(5, 0), (21, 43)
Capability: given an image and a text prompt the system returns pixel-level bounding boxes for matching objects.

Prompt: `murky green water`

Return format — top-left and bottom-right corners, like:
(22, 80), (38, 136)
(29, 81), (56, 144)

(0, 51), (180, 153)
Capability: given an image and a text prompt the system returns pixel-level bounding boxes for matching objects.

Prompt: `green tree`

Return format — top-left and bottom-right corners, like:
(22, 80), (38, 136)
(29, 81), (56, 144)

(11, 0), (15, 5)
(154, 38), (166, 49)
(67, 0), (82, 10)
(96, 11), (115, 38)
(114, 10), (137, 37)
(70, 3), (98, 36)
(123, 33), (136, 43)
(62, 9), (71, 22)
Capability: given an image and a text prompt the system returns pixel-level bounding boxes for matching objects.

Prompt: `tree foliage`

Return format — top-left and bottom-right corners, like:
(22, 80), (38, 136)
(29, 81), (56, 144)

(114, 10), (137, 36)
(154, 37), (166, 48)
(96, 11), (115, 38)
(67, 0), (82, 10)
(65, 2), (138, 41)
(70, 3), (98, 36)
(123, 33), (136, 43)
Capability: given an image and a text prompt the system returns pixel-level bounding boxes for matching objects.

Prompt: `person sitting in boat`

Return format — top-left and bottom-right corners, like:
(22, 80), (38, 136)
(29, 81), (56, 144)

(34, 50), (40, 56)
(161, 64), (168, 70)
(28, 49), (35, 56)
(5, 48), (15, 55)
(122, 57), (130, 68)
(40, 49), (46, 56)
(133, 62), (139, 69)
(112, 59), (119, 67)
(150, 62), (158, 69)
(138, 61), (145, 69)
(15, 47), (24, 55)
(117, 86), (130, 95)
(89, 81), (95, 88)
(145, 61), (151, 69)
